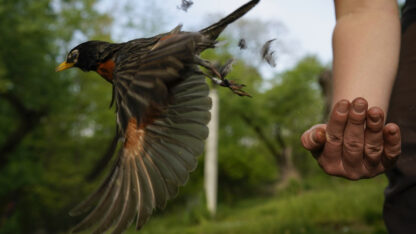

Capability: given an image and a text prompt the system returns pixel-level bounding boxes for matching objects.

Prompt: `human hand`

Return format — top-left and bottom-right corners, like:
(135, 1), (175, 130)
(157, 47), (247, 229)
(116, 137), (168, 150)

(301, 98), (401, 180)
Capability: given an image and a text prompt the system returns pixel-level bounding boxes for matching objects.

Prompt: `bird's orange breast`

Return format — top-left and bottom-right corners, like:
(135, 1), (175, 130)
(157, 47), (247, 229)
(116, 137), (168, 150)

(97, 59), (115, 82)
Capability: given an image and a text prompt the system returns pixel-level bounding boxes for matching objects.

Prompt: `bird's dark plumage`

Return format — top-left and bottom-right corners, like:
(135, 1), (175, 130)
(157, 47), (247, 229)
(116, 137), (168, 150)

(56, 0), (260, 233)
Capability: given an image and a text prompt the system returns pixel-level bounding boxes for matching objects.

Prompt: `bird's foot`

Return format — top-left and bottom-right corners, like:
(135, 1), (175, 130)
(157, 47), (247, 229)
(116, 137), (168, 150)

(195, 56), (223, 80)
(221, 79), (251, 97)
(195, 56), (250, 97)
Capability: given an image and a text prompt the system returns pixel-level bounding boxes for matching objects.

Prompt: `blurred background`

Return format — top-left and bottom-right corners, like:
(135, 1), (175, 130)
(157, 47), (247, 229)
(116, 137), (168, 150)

(0, 0), (403, 233)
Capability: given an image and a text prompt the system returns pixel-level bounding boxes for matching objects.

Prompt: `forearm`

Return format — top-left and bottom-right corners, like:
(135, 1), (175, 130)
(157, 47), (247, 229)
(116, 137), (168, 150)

(332, 0), (400, 113)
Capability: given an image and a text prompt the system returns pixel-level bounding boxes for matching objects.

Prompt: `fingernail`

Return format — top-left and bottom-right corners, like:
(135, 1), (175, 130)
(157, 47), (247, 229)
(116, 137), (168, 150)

(353, 100), (366, 113)
(389, 128), (397, 135)
(369, 114), (380, 122)
(337, 100), (349, 113)
(315, 129), (325, 142)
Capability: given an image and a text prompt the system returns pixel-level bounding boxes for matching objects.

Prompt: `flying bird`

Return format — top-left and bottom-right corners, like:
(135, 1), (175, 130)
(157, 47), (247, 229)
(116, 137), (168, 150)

(177, 0), (194, 12)
(261, 38), (277, 67)
(56, 0), (260, 233)
(238, 38), (247, 49)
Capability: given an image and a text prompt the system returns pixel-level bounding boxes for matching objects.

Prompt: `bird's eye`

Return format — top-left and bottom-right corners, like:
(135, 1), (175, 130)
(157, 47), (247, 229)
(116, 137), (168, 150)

(68, 49), (79, 63)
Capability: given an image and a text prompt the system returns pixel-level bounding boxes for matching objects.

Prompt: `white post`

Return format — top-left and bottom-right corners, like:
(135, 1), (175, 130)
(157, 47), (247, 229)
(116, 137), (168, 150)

(205, 88), (219, 217)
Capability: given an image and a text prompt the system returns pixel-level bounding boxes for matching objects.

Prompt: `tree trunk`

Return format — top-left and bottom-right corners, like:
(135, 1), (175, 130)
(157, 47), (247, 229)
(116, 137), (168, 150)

(239, 114), (300, 189)
(205, 88), (219, 217)
(276, 146), (300, 189)
(0, 91), (46, 168)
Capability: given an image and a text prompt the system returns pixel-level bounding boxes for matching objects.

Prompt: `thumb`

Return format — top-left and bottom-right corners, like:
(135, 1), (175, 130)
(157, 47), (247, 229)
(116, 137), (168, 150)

(301, 124), (327, 152)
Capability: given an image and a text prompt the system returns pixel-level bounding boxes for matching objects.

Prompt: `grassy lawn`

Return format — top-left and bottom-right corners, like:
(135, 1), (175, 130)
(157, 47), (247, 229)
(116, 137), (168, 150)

(130, 176), (388, 234)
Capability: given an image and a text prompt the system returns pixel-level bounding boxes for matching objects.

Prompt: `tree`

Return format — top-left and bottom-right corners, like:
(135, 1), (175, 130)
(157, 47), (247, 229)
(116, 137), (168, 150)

(0, 0), (112, 232)
(201, 18), (325, 189)
(215, 55), (325, 191)
(261, 56), (325, 187)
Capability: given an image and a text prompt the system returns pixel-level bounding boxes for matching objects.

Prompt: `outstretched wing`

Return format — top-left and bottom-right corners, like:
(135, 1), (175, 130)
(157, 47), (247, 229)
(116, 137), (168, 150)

(70, 33), (212, 233)
(112, 32), (207, 133)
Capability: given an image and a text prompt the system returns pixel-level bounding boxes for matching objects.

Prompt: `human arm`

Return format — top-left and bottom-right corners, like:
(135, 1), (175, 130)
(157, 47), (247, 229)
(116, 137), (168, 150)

(332, 0), (400, 112)
(301, 0), (402, 180)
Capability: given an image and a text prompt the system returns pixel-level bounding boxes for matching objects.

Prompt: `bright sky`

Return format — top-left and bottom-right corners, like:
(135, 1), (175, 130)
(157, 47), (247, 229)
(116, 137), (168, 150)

(167, 0), (336, 71)
(100, 0), (336, 72)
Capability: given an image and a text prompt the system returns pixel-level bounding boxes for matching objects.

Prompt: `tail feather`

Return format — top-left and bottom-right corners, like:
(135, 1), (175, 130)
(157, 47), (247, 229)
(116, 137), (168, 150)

(199, 0), (260, 40)
(70, 74), (211, 233)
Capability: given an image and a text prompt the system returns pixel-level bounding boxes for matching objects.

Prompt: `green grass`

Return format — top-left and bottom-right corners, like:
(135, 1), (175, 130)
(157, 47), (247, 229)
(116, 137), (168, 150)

(129, 176), (388, 234)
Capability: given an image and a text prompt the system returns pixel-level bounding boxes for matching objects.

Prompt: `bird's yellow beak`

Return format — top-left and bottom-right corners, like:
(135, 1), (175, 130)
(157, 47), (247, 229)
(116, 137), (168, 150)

(55, 61), (75, 72)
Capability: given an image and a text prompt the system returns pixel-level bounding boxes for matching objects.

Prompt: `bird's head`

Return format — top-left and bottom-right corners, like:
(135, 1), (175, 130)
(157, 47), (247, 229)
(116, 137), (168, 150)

(56, 41), (110, 72)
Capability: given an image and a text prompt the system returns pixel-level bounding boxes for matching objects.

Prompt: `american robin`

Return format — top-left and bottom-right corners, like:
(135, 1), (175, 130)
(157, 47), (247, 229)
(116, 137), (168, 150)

(56, 0), (259, 233)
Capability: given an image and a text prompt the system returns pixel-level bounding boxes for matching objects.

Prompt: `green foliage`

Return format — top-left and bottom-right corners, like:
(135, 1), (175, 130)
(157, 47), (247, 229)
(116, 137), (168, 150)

(265, 56), (325, 175)
(202, 48), (326, 193)
(199, 48), (278, 200)
(0, 0), (113, 233)
(266, 56), (324, 131)
(131, 177), (388, 234)
(0, 1), (387, 234)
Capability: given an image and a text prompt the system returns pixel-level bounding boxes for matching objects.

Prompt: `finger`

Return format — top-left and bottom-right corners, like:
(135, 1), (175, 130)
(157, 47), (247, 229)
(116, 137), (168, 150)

(342, 97), (367, 174)
(301, 124), (327, 152)
(382, 123), (401, 169)
(319, 100), (349, 175)
(363, 107), (384, 168)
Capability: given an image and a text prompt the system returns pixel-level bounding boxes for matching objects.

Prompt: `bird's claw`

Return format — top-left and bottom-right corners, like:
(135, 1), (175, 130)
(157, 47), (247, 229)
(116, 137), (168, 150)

(221, 79), (251, 97)
(195, 56), (251, 97)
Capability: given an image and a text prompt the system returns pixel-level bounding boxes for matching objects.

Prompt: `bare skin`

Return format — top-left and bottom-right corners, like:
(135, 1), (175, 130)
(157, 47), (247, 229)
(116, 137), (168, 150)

(332, 0), (400, 112)
(301, 98), (401, 180)
(301, 0), (401, 180)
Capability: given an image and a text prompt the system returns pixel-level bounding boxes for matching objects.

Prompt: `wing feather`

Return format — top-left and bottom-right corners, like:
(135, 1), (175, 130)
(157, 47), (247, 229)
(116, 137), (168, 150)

(141, 152), (168, 208)
(111, 157), (135, 234)
(69, 1), (261, 231)
(70, 166), (120, 232)
(134, 152), (154, 229)
(71, 34), (212, 233)
(142, 138), (180, 198)
(91, 158), (126, 234)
